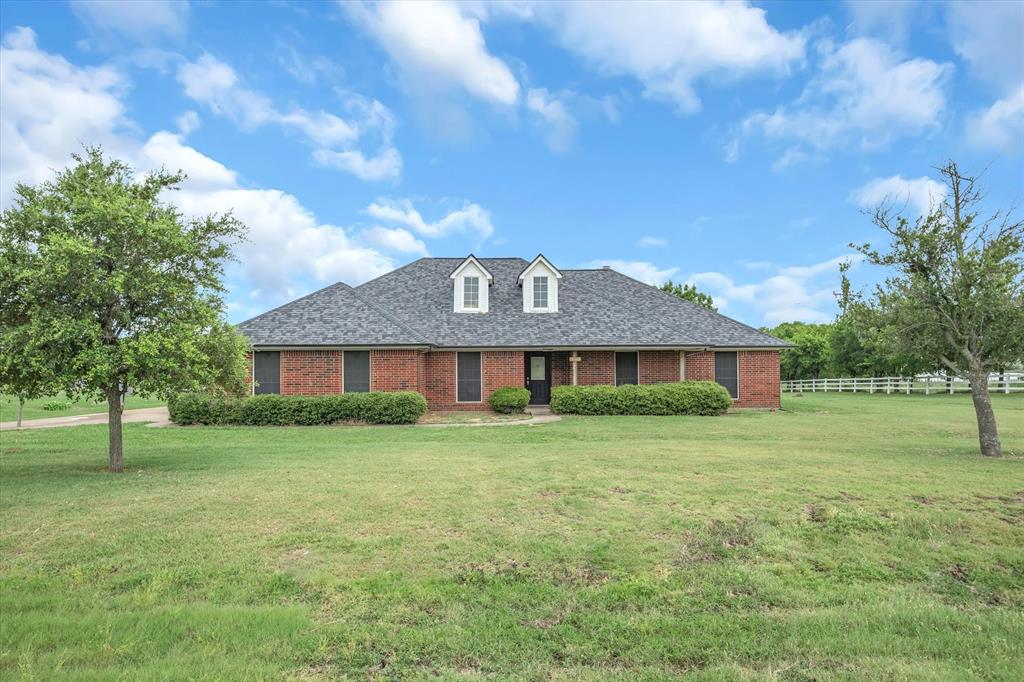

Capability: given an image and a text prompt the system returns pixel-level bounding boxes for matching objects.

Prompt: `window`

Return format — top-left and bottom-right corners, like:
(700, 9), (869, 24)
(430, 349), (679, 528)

(715, 351), (739, 399)
(533, 276), (549, 308)
(253, 351), (280, 394)
(343, 351), (370, 393)
(457, 351), (482, 402)
(615, 352), (638, 386)
(463, 276), (479, 309)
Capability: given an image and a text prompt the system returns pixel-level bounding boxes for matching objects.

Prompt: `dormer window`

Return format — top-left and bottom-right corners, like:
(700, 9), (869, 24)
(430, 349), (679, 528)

(532, 276), (548, 308)
(518, 254), (562, 313)
(463, 276), (480, 309)
(450, 255), (493, 313)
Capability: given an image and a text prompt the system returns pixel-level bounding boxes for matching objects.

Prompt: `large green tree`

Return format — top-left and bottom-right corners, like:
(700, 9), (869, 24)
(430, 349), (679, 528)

(761, 321), (832, 380)
(853, 161), (1024, 457)
(0, 148), (249, 471)
(660, 280), (717, 310)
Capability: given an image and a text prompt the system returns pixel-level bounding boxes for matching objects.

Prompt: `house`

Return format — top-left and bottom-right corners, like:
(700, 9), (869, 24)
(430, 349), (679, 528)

(237, 255), (789, 410)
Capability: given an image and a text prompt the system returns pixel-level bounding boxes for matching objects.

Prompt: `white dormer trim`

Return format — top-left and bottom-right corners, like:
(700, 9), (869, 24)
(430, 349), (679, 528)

(450, 255), (492, 313)
(519, 254), (562, 313)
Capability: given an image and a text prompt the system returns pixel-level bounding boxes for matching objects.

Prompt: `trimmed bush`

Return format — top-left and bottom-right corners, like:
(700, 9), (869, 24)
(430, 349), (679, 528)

(168, 391), (427, 426)
(489, 386), (531, 413)
(549, 381), (732, 416)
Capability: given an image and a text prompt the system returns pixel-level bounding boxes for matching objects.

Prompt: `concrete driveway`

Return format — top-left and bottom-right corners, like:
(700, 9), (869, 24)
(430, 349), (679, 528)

(0, 406), (171, 431)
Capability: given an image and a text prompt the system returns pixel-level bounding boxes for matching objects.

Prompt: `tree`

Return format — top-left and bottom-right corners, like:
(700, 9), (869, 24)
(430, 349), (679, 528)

(761, 321), (832, 380)
(853, 161), (1024, 457)
(0, 148), (249, 471)
(660, 280), (717, 310)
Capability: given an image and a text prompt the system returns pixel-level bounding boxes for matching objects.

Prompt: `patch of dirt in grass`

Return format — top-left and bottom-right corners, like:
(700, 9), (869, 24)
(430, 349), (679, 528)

(418, 411), (531, 425)
(521, 612), (564, 629)
(555, 565), (609, 587)
(948, 564), (970, 582)
(911, 495), (937, 505)
(455, 558), (531, 584)
(676, 517), (757, 564)
(610, 486), (631, 494)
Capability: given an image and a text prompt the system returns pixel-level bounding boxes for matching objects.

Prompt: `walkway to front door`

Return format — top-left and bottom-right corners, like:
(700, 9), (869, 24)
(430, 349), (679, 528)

(524, 352), (551, 405)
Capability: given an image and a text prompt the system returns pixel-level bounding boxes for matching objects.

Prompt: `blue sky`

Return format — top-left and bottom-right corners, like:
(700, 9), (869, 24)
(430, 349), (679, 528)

(1, 1), (1021, 327)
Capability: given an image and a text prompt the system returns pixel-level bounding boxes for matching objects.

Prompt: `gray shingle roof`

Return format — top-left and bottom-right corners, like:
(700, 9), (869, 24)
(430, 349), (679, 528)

(238, 257), (790, 349)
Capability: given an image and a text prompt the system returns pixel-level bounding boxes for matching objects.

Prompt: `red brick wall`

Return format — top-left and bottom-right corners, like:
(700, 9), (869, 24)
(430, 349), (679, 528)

(639, 351), (681, 383)
(577, 351), (615, 385)
(552, 351), (571, 387)
(423, 351), (525, 410)
(280, 350), (342, 395)
(737, 350), (780, 408)
(683, 351), (715, 381)
(370, 349), (422, 392)
(684, 350), (780, 408)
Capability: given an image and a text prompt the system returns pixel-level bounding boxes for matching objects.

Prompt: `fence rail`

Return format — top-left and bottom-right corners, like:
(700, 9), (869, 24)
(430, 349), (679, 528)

(781, 372), (1024, 395)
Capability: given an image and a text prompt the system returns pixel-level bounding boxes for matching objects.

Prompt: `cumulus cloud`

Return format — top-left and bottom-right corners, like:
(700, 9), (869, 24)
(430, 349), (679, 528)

(71, 0), (189, 43)
(360, 226), (429, 256)
(965, 87), (1024, 153)
(637, 236), (668, 248)
(176, 53), (401, 181)
(364, 198), (495, 240)
(741, 38), (952, 163)
(689, 254), (862, 324)
(583, 260), (678, 285)
(344, 0), (519, 106)
(947, 0), (1023, 91)
(852, 175), (947, 216)
(524, 1), (805, 113)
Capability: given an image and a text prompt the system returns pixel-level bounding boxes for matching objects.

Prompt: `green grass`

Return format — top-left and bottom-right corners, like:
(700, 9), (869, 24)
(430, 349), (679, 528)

(2, 393), (1022, 680)
(0, 393), (165, 423)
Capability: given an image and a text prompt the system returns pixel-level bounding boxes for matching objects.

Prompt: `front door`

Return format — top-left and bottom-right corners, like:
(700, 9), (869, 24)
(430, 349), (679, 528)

(524, 352), (551, 405)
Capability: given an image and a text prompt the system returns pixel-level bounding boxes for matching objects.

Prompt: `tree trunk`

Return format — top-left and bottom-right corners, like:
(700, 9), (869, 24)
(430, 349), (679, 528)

(107, 387), (124, 472)
(17, 396), (24, 428)
(968, 368), (1002, 457)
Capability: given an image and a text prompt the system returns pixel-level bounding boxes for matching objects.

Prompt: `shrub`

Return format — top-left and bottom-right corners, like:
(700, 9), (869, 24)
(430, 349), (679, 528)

(41, 400), (70, 412)
(489, 386), (531, 413)
(168, 391), (428, 426)
(549, 381), (731, 416)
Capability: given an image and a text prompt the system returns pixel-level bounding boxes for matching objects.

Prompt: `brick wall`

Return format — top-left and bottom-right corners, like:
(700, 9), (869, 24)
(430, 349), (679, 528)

(370, 349), (422, 392)
(551, 351), (571, 387)
(423, 350), (524, 410)
(684, 350), (780, 408)
(280, 350), (342, 395)
(577, 351), (615, 385)
(736, 350), (780, 408)
(639, 351), (682, 383)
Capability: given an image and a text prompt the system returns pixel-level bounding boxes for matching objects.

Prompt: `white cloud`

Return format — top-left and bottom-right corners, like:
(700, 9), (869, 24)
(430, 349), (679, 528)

(965, 87), (1024, 153)
(722, 139), (739, 163)
(361, 226), (429, 255)
(583, 260), (678, 285)
(365, 198), (494, 240)
(0, 27), (397, 304)
(689, 254), (862, 324)
(742, 38), (952, 161)
(176, 110), (200, 135)
(947, 0), (1024, 91)
(526, 88), (578, 153)
(345, 0), (519, 106)
(637, 236), (668, 248)
(853, 175), (947, 216)
(526, 1), (805, 113)
(0, 27), (133, 199)
(845, 0), (919, 44)
(71, 0), (189, 42)
(176, 54), (400, 181)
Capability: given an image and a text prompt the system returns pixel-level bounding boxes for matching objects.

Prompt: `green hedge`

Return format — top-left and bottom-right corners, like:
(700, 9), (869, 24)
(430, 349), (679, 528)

(549, 381), (732, 416)
(168, 391), (428, 426)
(489, 386), (531, 413)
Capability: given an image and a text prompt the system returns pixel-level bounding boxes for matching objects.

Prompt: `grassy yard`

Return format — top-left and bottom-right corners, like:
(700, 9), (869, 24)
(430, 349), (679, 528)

(0, 393), (165, 423)
(1, 393), (1022, 680)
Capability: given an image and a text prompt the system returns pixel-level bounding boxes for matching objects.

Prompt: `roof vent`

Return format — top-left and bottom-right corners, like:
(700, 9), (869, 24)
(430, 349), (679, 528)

(602, 265), (611, 270)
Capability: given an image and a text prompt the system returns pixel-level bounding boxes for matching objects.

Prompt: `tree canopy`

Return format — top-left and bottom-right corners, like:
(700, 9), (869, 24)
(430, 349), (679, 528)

(0, 148), (249, 470)
(660, 280), (717, 310)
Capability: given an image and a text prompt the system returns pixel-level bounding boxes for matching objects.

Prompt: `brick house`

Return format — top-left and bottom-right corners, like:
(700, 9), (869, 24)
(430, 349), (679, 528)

(237, 255), (789, 410)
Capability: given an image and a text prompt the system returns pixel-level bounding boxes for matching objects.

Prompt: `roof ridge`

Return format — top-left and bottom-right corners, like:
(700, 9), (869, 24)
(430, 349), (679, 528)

(344, 290), (434, 346)
(236, 280), (352, 330)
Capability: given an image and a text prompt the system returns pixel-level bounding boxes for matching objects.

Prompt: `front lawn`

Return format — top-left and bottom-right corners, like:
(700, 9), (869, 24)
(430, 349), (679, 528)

(0, 393), (165, 423)
(1, 393), (1022, 679)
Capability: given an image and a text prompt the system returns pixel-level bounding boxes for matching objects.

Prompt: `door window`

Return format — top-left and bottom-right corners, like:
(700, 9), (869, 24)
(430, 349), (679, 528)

(530, 355), (546, 380)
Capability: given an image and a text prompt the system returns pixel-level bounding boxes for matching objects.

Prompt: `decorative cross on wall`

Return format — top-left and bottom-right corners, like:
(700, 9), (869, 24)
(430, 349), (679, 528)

(569, 351), (581, 386)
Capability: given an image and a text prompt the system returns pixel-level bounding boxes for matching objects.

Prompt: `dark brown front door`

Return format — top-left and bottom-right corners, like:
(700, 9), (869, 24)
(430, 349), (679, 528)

(524, 352), (551, 405)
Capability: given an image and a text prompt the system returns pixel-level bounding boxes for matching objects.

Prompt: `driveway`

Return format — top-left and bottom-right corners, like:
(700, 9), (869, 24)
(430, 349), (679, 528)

(0, 406), (171, 430)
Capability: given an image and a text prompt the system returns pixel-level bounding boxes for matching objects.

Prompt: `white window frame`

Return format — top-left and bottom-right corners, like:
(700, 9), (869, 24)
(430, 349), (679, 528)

(455, 351), (483, 403)
(614, 351), (640, 386)
(463, 276), (480, 309)
(532, 276), (549, 309)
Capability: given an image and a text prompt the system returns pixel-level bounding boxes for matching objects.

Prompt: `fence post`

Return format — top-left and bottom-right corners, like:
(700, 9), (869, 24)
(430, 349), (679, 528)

(886, 377), (891, 395)
(947, 376), (953, 395)
(925, 376), (931, 395)
(906, 377), (911, 395)
(1002, 371), (1010, 395)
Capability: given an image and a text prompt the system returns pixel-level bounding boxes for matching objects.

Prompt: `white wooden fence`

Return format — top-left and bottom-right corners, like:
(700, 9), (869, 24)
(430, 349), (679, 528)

(781, 372), (1024, 395)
